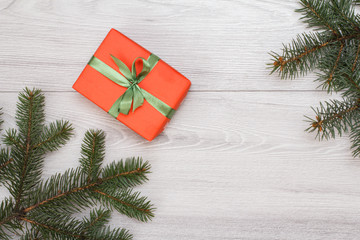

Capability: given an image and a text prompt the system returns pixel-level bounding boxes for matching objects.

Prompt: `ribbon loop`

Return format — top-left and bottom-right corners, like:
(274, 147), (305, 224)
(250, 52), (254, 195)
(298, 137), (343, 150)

(131, 57), (151, 82)
(88, 53), (176, 119)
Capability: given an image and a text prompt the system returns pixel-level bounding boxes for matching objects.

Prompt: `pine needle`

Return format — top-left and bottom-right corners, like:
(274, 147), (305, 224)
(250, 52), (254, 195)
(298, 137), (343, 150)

(270, 0), (360, 157)
(0, 88), (154, 239)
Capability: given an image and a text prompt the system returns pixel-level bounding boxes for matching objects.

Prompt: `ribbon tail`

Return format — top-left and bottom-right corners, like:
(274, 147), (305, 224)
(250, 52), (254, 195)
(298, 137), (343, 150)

(119, 87), (134, 115)
(140, 89), (176, 119)
(132, 86), (145, 112)
(108, 88), (134, 117)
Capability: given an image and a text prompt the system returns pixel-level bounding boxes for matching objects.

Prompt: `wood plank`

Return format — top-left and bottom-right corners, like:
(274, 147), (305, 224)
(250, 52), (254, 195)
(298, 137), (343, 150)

(0, 0), (320, 92)
(1, 91), (359, 239)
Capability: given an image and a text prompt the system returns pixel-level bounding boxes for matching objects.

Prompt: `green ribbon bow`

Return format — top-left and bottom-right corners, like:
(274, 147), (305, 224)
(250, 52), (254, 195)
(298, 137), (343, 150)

(88, 54), (176, 119)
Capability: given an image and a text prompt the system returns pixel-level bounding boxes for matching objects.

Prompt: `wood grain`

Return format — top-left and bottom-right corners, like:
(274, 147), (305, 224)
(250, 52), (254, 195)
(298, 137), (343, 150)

(1, 92), (360, 239)
(1, 0), (360, 239)
(0, 0), (319, 92)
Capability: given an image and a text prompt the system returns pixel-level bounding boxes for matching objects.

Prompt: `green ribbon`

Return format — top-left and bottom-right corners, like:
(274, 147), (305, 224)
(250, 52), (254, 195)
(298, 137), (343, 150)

(88, 54), (176, 119)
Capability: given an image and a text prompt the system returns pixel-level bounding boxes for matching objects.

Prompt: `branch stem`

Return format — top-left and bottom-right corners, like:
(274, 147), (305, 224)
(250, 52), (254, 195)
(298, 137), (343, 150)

(19, 217), (81, 239)
(327, 43), (344, 84)
(277, 33), (360, 67)
(23, 168), (147, 213)
(352, 41), (360, 72)
(0, 214), (16, 228)
(0, 158), (14, 172)
(93, 189), (150, 213)
(14, 91), (34, 211)
(305, 2), (338, 35)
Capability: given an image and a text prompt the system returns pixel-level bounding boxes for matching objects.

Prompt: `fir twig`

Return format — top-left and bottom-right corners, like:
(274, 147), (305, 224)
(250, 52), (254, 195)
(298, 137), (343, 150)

(0, 88), (154, 239)
(270, 0), (360, 157)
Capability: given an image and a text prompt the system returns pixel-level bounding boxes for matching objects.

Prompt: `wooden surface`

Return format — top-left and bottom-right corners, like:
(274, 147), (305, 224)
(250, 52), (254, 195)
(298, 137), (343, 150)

(1, 0), (360, 239)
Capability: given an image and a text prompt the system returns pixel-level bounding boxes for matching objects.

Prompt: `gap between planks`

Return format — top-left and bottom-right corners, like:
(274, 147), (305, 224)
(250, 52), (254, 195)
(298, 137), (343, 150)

(0, 90), (327, 93)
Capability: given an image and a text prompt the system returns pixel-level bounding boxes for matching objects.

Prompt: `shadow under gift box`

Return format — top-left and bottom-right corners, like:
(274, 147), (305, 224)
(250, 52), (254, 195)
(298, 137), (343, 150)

(73, 28), (191, 141)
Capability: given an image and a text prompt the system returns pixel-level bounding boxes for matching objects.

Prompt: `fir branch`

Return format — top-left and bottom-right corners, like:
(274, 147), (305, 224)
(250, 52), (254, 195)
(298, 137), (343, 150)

(33, 120), (74, 152)
(81, 208), (111, 234)
(0, 149), (12, 183)
(0, 157), (13, 173)
(93, 188), (154, 222)
(100, 158), (150, 188)
(20, 228), (42, 240)
(326, 43), (344, 86)
(12, 89), (46, 211)
(88, 226), (132, 240)
(352, 41), (360, 71)
(15, 88), (45, 141)
(0, 88), (154, 239)
(330, 0), (360, 33)
(81, 209), (132, 240)
(80, 129), (106, 183)
(306, 98), (360, 139)
(271, 32), (360, 79)
(23, 168), (93, 214)
(269, 0), (360, 157)
(336, 70), (360, 98)
(350, 120), (360, 156)
(3, 129), (24, 150)
(23, 157), (150, 215)
(20, 216), (83, 239)
(0, 198), (20, 239)
(297, 0), (339, 35)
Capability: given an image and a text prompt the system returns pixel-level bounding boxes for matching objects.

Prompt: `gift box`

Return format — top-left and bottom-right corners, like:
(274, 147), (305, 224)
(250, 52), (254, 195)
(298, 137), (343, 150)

(73, 28), (191, 141)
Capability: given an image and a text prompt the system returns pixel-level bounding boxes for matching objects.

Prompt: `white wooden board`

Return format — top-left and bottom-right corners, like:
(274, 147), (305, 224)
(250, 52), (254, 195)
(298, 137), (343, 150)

(1, 0), (360, 239)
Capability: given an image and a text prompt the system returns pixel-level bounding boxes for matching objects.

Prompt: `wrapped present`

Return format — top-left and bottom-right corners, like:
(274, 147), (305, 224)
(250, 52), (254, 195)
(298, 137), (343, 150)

(73, 28), (191, 141)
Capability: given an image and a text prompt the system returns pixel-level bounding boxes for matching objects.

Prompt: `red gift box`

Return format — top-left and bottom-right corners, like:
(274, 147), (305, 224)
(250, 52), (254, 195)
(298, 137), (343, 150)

(73, 29), (191, 141)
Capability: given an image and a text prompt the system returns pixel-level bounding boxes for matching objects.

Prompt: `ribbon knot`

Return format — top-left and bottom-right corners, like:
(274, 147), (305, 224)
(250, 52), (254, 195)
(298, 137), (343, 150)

(88, 53), (176, 119)
(109, 55), (152, 115)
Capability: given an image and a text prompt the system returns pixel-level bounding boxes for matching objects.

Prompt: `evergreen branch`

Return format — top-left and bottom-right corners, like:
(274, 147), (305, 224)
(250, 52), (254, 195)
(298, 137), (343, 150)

(82, 208), (111, 233)
(270, 0), (360, 155)
(20, 228), (42, 240)
(100, 158), (150, 188)
(0, 158), (13, 172)
(80, 208), (112, 239)
(0, 149), (12, 182)
(341, 72), (360, 96)
(80, 130), (106, 183)
(350, 119), (360, 156)
(23, 168), (93, 214)
(0, 88), (154, 238)
(352, 41), (360, 71)
(89, 226), (133, 240)
(330, 0), (360, 33)
(15, 88), (45, 141)
(271, 32), (329, 77)
(12, 89), (45, 211)
(306, 98), (360, 139)
(94, 188), (154, 222)
(326, 43), (344, 85)
(0, 198), (20, 239)
(33, 120), (74, 152)
(20, 217), (82, 239)
(23, 158), (150, 214)
(81, 209), (132, 240)
(271, 32), (360, 79)
(298, 0), (339, 35)
(3, 129), (24, 150)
